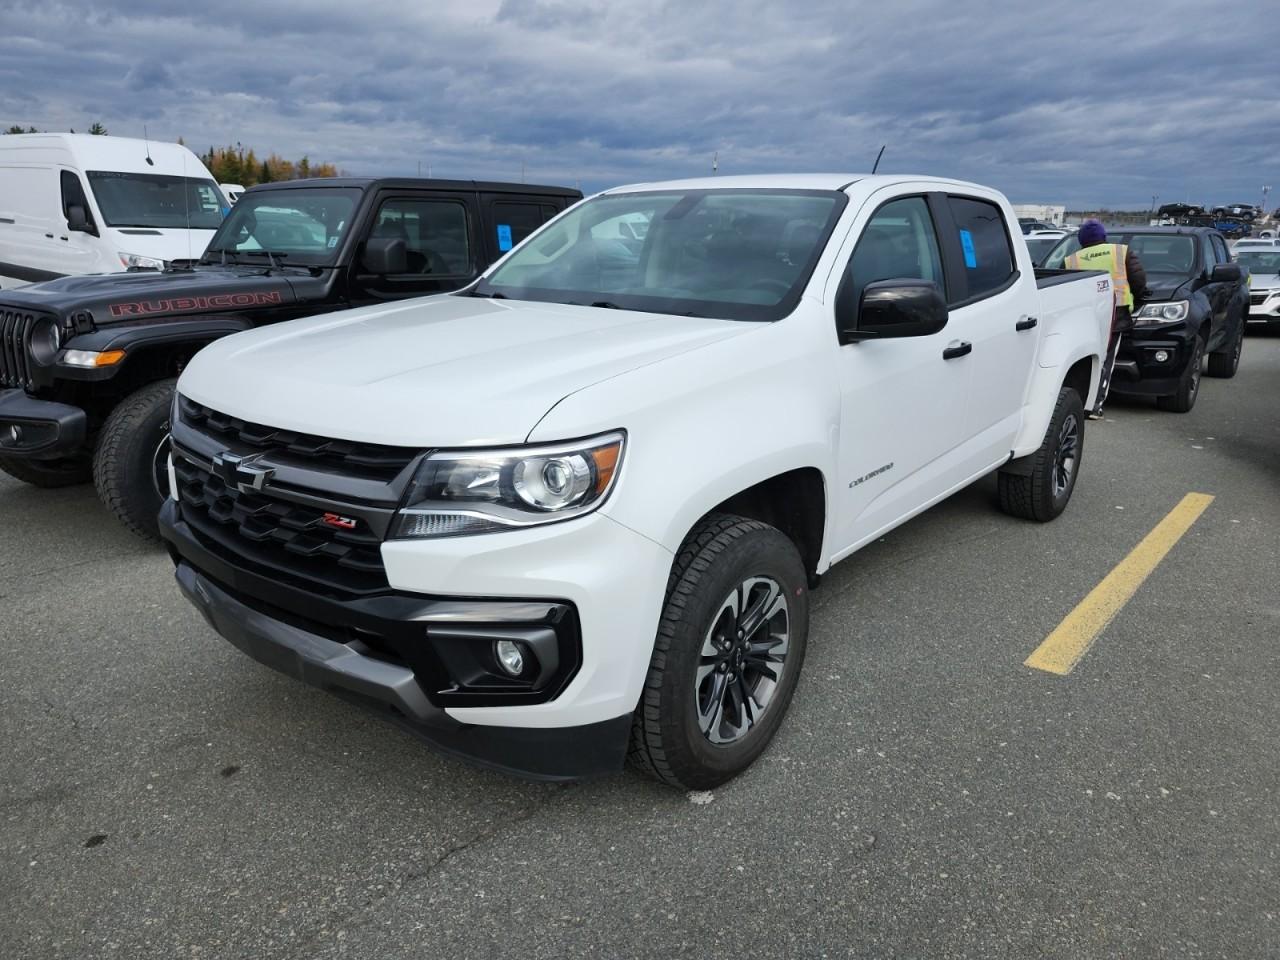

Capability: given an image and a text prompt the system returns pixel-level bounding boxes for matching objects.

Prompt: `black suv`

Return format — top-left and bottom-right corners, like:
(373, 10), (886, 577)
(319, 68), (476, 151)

(1043, 226), (1249, 412)
(0, 177), (582, 535)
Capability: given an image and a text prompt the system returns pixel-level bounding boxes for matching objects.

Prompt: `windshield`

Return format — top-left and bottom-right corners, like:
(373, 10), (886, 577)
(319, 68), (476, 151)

(1043, 233), (1200, 276)
(1236, 250), (1280, 275)
(86, 172), (225, 230)
(476, 189), (847, 322)
(204, 188), (361, 266)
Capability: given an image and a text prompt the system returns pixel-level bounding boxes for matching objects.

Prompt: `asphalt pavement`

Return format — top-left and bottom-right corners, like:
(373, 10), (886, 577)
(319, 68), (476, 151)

(3, 335), (1278, 959)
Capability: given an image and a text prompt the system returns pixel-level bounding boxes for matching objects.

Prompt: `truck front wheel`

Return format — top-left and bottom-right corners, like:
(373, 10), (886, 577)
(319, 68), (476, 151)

(0, 454), (92, 488)
(629, 514), (810, 790)
(1156, 334), (1205, 412)
(93, 379), (175, 541)
(997, 386), (1084, 523)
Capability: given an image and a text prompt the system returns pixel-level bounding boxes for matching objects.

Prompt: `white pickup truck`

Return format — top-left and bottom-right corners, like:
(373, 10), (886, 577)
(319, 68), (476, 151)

(160, 174), (1111, 788)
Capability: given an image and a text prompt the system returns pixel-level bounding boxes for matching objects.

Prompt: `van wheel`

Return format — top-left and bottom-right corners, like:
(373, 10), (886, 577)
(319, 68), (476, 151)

(629, 514), (809, 790)
(1156, 334), (1206, 412)
(1206, 318), (1243, 378)
(0, 454), (92, 488)
(997, 386), (1084, 523)
(93, 379), (175, 541)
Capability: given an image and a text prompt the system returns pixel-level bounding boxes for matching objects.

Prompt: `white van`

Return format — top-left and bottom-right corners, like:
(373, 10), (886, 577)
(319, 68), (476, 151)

(220, 183), (245, 204)
(0, 134), (227, 288)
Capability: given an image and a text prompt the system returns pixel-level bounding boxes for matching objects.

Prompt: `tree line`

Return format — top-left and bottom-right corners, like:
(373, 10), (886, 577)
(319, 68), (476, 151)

(2, 124), (340, 184)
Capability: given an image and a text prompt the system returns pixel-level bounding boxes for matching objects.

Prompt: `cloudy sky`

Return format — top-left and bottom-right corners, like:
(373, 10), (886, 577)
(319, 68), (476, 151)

(3, 0), (1278, 209)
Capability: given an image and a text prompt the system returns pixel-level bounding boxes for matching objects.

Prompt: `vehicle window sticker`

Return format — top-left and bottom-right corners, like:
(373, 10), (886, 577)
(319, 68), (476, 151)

(497, 224), (513, 251)
(327, 236), (339, 248)
(959, 228), (978, 268)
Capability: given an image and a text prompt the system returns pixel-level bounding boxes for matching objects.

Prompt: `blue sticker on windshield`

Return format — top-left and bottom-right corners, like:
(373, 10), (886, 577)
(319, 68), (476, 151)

(959, 229), (978, 268)
(497, 224), (513, 251)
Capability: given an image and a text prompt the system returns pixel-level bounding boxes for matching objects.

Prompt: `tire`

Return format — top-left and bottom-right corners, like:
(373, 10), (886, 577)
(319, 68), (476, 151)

(92, 379), (175, 541)
(997, 386), (1084, 523)
(629, 514), (810, 790)
(1156, 333), (1206, 413)
(0, 454), (92, 488)
(1206, 318), (1243, 378)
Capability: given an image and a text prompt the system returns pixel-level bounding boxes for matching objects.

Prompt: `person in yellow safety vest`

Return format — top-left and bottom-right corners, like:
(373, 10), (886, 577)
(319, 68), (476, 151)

(1064, 219), (1147, 418)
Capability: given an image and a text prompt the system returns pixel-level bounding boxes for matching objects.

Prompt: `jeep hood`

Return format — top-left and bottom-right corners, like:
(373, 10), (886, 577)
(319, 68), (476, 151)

(0, 265), (299, 323)
(177, 296), (755, 447)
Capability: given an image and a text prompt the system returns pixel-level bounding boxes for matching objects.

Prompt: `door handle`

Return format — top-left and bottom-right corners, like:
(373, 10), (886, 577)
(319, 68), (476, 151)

(942, 341), (972, 360)
(1016, 316), (1038, 331)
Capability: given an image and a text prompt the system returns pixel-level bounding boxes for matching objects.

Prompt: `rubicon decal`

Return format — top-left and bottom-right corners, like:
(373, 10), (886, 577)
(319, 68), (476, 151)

(109, 291), (283, 317)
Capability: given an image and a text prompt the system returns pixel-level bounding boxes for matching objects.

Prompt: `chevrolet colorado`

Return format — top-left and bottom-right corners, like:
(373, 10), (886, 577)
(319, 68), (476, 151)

(161, 174), (1111, 788)
(0, 177), (581, 537)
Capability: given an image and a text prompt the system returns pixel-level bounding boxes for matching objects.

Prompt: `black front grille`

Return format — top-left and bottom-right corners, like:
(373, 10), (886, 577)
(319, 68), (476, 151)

(178, 396), (416, 480)
(0, 309), (39, 389)
(1250, 292), (1269, 306)
(173, 451), (392, 596)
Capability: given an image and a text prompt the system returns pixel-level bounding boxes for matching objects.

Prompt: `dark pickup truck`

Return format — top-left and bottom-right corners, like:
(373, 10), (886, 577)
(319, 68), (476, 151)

(1043, 226), (1248, 413)
(0, 177), (582, 536)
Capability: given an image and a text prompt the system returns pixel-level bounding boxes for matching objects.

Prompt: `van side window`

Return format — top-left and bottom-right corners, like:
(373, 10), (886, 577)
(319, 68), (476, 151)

(493, 201), (557, 252)
(946, 196), (1015, 300)
(838, 196), (944, 318)
(59, 171), (94, 227)
(370, 199), (471, 275)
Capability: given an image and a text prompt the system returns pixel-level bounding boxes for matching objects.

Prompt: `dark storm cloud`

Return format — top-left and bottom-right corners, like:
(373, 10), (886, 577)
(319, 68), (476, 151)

(2, 0), (1277, 207)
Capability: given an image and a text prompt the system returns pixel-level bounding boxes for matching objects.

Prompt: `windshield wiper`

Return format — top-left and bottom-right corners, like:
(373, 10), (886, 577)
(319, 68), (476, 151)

(590, 301), (624, 309)
(470, 290), (507, 299)
(238, 249), (294, 271)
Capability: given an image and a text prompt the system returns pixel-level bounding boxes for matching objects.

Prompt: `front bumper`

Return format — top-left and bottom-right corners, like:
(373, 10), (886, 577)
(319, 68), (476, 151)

(160, 496), (673, 779)
(0, 389), (87, 458)
(1246, 293), (1280, 324)
(1108, 326), (1197, 396)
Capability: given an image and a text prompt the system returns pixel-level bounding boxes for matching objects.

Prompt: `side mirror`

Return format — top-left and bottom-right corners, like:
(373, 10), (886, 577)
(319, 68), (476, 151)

(66, 204), (96, 235)
(361, 237), (407, 275)
(1210, 262), (1241, 283)
(840, 279), (948, 344)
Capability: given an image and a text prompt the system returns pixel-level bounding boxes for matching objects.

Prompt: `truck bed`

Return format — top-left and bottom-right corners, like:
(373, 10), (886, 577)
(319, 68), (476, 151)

(1034, 267), (1106, 289)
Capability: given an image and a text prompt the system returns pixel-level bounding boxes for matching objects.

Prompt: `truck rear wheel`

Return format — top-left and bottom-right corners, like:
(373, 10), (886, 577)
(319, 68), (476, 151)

(997, 386), (1084, 523)
(93, 379), (175, 541)
(1156, 334), (1205, 412)
(0, 454), (92, 488)
(1206, 318), (1243, 378)
(629, 514), (809, 790)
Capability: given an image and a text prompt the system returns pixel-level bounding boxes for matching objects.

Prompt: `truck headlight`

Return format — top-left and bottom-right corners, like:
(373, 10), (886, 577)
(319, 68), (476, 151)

(118, 252), (165, 270)
(1133, 300), (1189, 324)
(391, 431), (625, 539)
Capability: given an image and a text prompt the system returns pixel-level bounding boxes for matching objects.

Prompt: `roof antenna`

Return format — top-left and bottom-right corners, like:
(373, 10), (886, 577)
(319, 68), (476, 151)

(144, 124), (155, 166)
(871, 144), (886, 175)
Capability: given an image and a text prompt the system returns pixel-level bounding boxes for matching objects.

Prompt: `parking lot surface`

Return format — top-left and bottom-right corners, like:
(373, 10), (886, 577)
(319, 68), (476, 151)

(3, 337), (1278, 959)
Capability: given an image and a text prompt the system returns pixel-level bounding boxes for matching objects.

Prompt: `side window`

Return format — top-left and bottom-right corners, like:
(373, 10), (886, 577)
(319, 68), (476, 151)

(493, 201), (555, 253)
(59, 170), (94, 227)
(1211, 235), (1229, 265)
(1200, 233), (1217, 273)
(946, 196), (1016, 300)
(370, 199), (470, 275)
(840, 196), (944, 316)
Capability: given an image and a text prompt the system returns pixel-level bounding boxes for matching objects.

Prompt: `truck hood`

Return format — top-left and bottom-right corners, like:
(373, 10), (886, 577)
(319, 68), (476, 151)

(105, 226), (217, 264)
(0, 265), (300, 324)
(1248, 273), (1280, 292)
(1142, 275), (1194, 301)
(178, 296), (754, 447)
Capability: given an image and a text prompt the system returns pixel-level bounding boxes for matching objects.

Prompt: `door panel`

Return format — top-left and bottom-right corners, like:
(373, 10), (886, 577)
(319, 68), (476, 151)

(350, 192), (480, 303)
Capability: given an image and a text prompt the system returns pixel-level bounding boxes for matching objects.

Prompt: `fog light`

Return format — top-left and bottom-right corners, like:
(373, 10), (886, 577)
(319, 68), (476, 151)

(495, 640), (525, 676)
(1154, 350), (1170, 362)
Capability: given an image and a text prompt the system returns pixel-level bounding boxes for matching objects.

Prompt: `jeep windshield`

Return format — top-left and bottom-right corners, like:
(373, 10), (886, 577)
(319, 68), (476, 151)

(87, 172), (226, 230)
(1044, 232), (1200, 277)
(203, 187), (361, 267)
(474, 189), (847, 322)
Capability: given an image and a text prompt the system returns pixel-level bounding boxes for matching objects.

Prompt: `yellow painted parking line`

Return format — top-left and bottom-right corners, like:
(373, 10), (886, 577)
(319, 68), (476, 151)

(1025, 492), (1215, 676)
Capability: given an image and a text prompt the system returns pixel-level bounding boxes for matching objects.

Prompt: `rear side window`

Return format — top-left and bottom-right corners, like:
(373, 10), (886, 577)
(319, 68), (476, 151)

(839, 196), (945, 315)
(947, 196), (1015, 299)
(493, 201), (557, 252)
(371, 199), (471, 275)
(59, 170), (94, 226)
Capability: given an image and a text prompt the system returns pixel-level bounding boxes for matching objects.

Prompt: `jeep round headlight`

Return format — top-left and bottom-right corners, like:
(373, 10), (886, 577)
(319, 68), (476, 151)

(391, 431), (625, 539)
(28, 318), (62, 365)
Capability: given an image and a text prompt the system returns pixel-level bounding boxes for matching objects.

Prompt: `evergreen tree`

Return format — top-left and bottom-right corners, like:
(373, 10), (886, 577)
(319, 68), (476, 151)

(88, 122), (108, 135)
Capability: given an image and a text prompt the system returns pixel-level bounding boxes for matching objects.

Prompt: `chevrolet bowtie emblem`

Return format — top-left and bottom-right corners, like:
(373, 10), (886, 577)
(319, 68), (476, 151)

(212, 451), (274, 493)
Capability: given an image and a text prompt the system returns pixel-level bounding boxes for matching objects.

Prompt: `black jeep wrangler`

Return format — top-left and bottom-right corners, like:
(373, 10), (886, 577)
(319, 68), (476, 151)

(0, 177), (581, 536)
